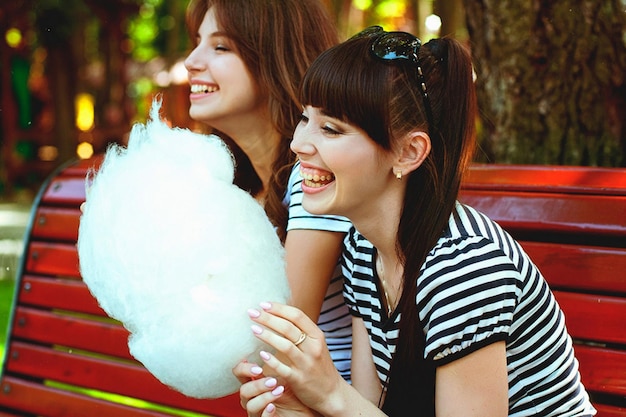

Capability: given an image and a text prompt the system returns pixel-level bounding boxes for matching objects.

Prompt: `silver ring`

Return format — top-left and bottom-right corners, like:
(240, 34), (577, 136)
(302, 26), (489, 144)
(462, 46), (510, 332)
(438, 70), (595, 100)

(293, 332), (307, 347)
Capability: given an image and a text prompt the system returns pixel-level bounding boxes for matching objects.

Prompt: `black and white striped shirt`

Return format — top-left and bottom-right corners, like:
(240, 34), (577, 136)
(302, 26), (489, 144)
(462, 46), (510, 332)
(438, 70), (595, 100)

(285, 161), (353, 380)
(343, 202), (596, 416)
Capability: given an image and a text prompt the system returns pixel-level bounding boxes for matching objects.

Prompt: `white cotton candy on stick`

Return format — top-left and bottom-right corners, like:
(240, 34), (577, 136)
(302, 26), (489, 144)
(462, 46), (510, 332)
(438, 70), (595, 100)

(77, 101), (290, 399)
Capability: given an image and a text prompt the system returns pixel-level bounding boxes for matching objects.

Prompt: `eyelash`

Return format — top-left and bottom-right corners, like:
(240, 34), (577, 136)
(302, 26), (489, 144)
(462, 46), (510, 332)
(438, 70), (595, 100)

(299, 114), (342, 136)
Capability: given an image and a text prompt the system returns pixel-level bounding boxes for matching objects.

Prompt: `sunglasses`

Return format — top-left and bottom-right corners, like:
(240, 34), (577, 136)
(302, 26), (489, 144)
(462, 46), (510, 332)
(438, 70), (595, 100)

(351, 26), (434, 131)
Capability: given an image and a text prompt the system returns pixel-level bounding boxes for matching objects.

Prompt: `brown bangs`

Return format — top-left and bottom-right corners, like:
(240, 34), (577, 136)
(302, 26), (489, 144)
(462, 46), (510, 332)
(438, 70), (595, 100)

(300, 37), (393, 149)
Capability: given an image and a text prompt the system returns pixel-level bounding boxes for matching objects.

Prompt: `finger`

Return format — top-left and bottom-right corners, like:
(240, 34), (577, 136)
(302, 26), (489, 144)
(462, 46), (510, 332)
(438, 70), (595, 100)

(258, 350), (296, 380)
(248, 307), (304, 348)
(262, 403), (276, 417)
(240, 377), (284, 416)
(260, 302), (323, 337)
(232, 360), (264, 384)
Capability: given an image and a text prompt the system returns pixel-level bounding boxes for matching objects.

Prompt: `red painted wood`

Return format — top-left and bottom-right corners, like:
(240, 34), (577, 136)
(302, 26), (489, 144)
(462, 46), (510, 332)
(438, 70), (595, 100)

(521, 242), (626, 294)
(18, 275), (102, 314)
(459, 190), (626, 237)
(463, 164), (626, 196)
(31, 207), (81, 241)
(554, 291), (626, 345)
(11, 306), (131, 359)
(593, 404), (626, 417)
(575, 345), (626, 397)
(40, 177), (88, 206)
(5, 342), (245, 416)
(0, 376), (179, 417)
(25, 242), (80, 278)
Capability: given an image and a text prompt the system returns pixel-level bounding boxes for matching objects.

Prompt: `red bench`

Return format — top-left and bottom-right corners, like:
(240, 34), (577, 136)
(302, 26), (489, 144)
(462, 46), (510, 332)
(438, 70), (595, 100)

(1, 158), (625, 416)
(0, 155), (245, 417)
(460, 164), (626, 417)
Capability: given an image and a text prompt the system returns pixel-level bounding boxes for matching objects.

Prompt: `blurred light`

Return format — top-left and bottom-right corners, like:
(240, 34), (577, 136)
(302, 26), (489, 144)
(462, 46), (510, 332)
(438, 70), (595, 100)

(169, 60), (188, 85)
(376, 0), (405, 17)
(5, 28), (22, 48)
(77, 142), (94, 159)
(154, 70), (170, 87)
(353, 0), (372, 11)
(425, 14), (442, 34)
(38, 145), (58, 162)
(75, 93), (95, 131)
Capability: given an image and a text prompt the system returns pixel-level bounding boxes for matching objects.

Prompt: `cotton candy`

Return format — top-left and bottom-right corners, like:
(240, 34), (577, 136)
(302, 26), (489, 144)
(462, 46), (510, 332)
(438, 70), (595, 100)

(77, 101), (290, 398)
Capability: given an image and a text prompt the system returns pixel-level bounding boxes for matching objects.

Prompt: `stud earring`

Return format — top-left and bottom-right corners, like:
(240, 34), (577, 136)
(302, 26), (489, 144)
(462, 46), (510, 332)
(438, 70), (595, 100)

(396, 170), (402, 180)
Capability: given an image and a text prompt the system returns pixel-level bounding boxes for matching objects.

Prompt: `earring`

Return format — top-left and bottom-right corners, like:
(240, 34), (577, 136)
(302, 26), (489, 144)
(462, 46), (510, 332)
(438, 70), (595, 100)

(396, 170), (402, 180)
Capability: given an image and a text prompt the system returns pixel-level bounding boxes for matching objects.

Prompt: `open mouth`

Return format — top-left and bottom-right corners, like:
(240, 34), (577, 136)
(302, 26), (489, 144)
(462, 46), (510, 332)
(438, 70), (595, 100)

(300, 169), (335, 188)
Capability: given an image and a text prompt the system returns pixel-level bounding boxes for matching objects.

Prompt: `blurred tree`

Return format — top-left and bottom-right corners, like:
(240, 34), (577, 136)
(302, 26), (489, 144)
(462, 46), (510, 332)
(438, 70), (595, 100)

(465, 0), (626, 166)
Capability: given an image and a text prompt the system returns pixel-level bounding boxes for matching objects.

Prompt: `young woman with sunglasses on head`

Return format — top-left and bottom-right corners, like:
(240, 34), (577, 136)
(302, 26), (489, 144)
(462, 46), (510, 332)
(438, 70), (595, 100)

(184, 0), (353, 381)
(234, 27), (596, 417)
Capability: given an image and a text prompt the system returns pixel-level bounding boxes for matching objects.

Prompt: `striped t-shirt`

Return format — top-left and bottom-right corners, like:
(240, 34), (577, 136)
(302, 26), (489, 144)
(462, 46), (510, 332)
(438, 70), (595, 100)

(342, 202), (596, 416)
(285, 161), (353, 380)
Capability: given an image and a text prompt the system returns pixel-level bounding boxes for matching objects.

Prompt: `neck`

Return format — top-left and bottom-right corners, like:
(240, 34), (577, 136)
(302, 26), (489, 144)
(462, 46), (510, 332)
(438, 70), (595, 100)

(218, 118), (282, 195)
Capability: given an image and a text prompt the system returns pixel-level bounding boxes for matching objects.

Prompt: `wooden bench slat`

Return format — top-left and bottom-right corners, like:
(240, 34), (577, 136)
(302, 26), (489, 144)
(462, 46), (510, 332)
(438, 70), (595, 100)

(12, 306), (131, 359)
(19, 275), (103, 315)
(40, 177), (87, 206)
(594, 404), (626, 417)
(31, 207), (81, 241)
(459, 190), (626, 238)
(463, 164), (626, 196)
(5, 342), (245, 416)
(25, 242), (80, 278)
(554, 291), (626, 345)
(522, 242), (626, 295)
(0, 376), (173, 417)
(575, 344), (626, 398)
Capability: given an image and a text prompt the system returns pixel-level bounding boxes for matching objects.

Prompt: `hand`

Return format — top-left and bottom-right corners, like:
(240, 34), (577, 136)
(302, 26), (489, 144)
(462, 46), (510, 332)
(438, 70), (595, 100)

(247, 302), (348, 414)
(233, 360), (316, 417)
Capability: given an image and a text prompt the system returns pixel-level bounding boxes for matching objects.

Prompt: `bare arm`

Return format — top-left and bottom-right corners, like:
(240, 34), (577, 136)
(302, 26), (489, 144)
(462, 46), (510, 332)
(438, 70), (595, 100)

(435, 341), (509, 417)
(350, 316), (383, 405)
(284, 229), (344, 321)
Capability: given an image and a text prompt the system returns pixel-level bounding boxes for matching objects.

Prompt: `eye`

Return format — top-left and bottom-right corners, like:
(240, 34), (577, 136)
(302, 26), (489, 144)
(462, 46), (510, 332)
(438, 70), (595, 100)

(322, 123), (342, 136)
(298, 113), (309, 124)
(215, 43), (230, 52)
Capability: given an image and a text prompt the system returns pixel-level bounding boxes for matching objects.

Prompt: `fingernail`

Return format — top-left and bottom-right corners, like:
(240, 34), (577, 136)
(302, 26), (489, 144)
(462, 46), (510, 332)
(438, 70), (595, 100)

(251, 324), (263, 335)
(260, 351), (271, 361)
(247, 308), (261, 318)
(271, 385), (284, 396)
(251, 366), (263, 375)
(260, 301), (272, 310)
(264, 377), (277, 388)
(265, 403), (276, 413)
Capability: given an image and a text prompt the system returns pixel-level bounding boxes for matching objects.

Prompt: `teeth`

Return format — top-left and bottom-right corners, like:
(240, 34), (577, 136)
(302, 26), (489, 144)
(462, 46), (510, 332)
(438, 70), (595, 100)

(190, 84), (218, 93)
(299, 170), (334, 186)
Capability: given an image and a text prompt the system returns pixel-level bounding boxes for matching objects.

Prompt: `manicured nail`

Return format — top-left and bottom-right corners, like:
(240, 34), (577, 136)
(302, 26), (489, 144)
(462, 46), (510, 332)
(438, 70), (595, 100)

(264, 377), (277, 388)
(265, 403), (276, 413)
(251, 324), (263, 335)
(250, 366), (263, 375)
(271, 385), (284, 396)
(247, 308), (261, 318)
(260, 301), (272, 310)
(260, 351), (271, 361)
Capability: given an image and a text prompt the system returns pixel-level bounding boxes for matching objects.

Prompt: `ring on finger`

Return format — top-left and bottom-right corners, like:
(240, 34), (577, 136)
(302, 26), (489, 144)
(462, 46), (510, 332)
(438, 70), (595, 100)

(293, 332), (307, 347)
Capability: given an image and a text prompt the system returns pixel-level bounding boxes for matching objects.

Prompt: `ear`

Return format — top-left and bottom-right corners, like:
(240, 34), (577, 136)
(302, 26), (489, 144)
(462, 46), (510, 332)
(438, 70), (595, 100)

(393, 131), (431, 176)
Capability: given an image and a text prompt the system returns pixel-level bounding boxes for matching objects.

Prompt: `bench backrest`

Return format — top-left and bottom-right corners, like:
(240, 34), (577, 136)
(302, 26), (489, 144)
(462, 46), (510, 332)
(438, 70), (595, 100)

(460, 164), (626, 417)
(0, 156), (245, 417)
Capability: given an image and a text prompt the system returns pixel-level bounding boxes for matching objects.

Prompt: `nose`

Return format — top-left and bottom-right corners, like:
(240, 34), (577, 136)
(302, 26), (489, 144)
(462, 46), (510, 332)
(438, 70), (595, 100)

(184, 46), (204, 73)
(291, 123), (316, 158)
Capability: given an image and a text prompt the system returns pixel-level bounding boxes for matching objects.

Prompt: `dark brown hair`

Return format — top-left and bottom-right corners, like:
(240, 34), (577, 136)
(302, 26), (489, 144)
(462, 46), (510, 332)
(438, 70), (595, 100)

(186, 0), (338, 240)
(301, 33), (477, 414)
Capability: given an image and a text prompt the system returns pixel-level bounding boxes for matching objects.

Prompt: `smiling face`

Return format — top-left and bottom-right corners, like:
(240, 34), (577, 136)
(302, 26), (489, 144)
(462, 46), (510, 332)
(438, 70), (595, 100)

(291, 106), (401, 222)
(184, 8), (267, 133)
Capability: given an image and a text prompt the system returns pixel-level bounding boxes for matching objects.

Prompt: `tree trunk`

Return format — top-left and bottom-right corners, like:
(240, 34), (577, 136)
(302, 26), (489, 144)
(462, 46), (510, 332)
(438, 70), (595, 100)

(464, 0), (626, 166)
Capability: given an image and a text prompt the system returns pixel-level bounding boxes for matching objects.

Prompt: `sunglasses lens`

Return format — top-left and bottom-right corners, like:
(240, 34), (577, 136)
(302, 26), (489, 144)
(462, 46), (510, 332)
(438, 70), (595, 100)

(372, 33), (420, 62)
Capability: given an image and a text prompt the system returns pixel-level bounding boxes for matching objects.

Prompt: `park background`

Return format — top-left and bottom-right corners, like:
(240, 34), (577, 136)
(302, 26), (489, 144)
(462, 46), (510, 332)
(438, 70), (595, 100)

(0, 0), (624, 379)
